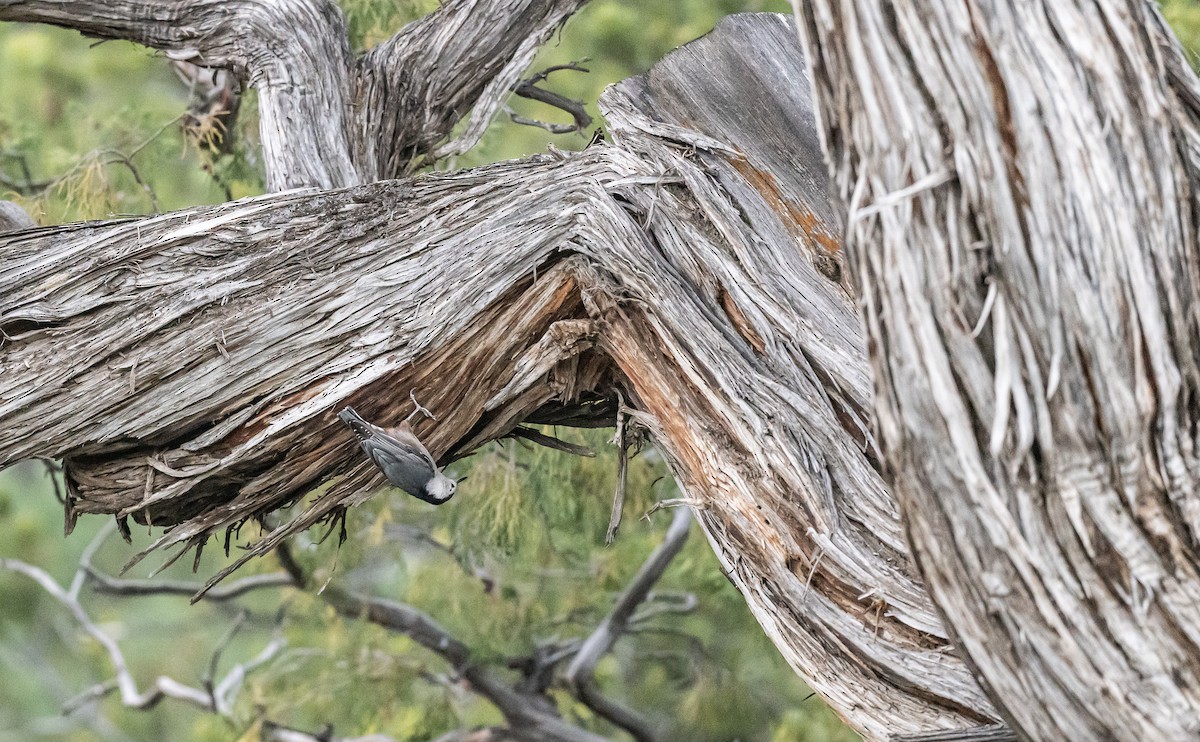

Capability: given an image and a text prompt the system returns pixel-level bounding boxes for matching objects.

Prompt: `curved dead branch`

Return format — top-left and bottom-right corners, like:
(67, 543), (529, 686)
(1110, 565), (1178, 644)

(353, 0), (589, 177)
(0, 524), (285, 716)
(564, 508), (691, 742)
(0, 0), (359, 189)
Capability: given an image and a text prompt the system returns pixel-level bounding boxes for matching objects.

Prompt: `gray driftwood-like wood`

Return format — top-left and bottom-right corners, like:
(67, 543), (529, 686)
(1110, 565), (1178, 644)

(0, 200), (35, 231)
(0, 0), (584, 189)
(0, 9), (1005, 739)
(794, 0), (1200, 738)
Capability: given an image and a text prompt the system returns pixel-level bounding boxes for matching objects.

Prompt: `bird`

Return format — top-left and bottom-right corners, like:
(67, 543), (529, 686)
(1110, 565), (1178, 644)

(338, 406), (458, 505)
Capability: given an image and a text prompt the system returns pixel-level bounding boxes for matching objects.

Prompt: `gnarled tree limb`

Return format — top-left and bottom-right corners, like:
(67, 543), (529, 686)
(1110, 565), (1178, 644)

(0, 13), (1001, 739)
(0, 0), (587, 189)
(564, 508), (692, 742)
(354, 0), (589, 176)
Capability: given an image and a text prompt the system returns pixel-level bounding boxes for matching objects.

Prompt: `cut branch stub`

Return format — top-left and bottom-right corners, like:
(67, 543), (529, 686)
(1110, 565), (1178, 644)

(1, 13), (998, 739)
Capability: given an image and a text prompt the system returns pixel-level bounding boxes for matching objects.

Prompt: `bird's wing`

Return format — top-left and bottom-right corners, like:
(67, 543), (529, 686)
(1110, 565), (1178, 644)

(363, 434), (436, 497)
(387, 423), (440, 471)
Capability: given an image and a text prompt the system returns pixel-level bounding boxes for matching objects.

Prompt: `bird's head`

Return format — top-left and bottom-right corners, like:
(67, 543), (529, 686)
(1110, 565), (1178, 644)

(425, 473), (458, 503)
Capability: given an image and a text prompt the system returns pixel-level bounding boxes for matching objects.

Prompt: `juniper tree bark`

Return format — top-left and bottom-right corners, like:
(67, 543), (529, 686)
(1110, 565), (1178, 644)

(794, 0), (1200, 738)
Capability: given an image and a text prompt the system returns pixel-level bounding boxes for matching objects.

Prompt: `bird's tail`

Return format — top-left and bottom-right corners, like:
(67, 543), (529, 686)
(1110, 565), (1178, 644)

(338, 406), (372, 437)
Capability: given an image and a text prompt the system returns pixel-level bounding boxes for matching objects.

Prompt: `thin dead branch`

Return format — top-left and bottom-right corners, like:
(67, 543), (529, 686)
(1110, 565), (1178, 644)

(564, 507), (692, 742)
(606, 392), (629, 545)
(0, 550), (283, 715)
(87, 569), (294, 601)
(509, 61), (593, 134)
(508, 426), (596, 457)
(279, 544), (608, 742)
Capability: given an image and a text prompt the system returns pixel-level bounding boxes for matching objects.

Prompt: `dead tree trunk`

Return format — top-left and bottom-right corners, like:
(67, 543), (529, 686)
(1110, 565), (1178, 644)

(795, 0), (1200, 738)
(1, 3), (1017, 738)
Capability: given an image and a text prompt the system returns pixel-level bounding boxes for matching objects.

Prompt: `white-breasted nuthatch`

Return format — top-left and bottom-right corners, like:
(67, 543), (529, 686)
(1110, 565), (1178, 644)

(338, 406), (458, 505)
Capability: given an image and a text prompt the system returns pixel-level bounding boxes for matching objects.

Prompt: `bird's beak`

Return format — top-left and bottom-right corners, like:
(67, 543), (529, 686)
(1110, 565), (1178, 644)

(456, 475), (468, 484)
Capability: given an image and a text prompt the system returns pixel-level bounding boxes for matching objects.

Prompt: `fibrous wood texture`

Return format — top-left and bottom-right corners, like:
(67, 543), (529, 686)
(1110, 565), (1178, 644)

(0, 9), (1005, 739)
(794, 0), (1200, 737)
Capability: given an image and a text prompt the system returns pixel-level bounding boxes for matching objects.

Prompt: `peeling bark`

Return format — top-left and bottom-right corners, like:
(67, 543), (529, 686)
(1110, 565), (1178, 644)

(0, 10), (1009, 739)
(795, 0), (1200, 737)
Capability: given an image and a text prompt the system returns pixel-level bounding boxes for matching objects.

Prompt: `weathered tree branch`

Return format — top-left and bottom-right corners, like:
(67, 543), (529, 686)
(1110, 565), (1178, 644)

(276, 543), (607, 742)
(77, 505), (697, 741)
(0, 0), (359, 190)
(88, 567), (294, 601)
(510, 62), (594, 135)
(354, 0), (588, 176)
(0, 524), (284, 716)
(0, 14), (1006, 738)
(0, 0), (588, 190)
(793, 0), (1200, 737)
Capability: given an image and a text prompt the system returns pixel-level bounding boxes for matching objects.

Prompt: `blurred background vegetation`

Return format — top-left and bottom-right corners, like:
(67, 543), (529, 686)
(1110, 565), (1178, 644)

(0, 1), (864, 741)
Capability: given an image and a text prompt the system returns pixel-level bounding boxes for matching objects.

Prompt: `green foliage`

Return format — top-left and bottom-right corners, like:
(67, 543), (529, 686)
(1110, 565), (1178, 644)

(0, 26), (239, 221)
(1164, 0), (1200, 67)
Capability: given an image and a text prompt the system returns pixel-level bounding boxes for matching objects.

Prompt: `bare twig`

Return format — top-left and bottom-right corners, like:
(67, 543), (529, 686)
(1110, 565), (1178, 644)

(510, 61), (593, 135)
(0, 150), (51, 194)
(69, 520), (116, 600)
(629, 591), (698, 624)
(642, 498), (702, 519)
(383, 523), (496, 593)
(38, 457), (66, 506)
(507, 111), (583, 135)
(408, 388), (438, 422)
(1, 539), (284, 718)
(509, 638), (582, 695)
(88, 569), (296, 601)
(213, 629), (286, 717)
(203, 610), (248, 694)
(564, 507), (692, 742)
(2, 558), (206, 711)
